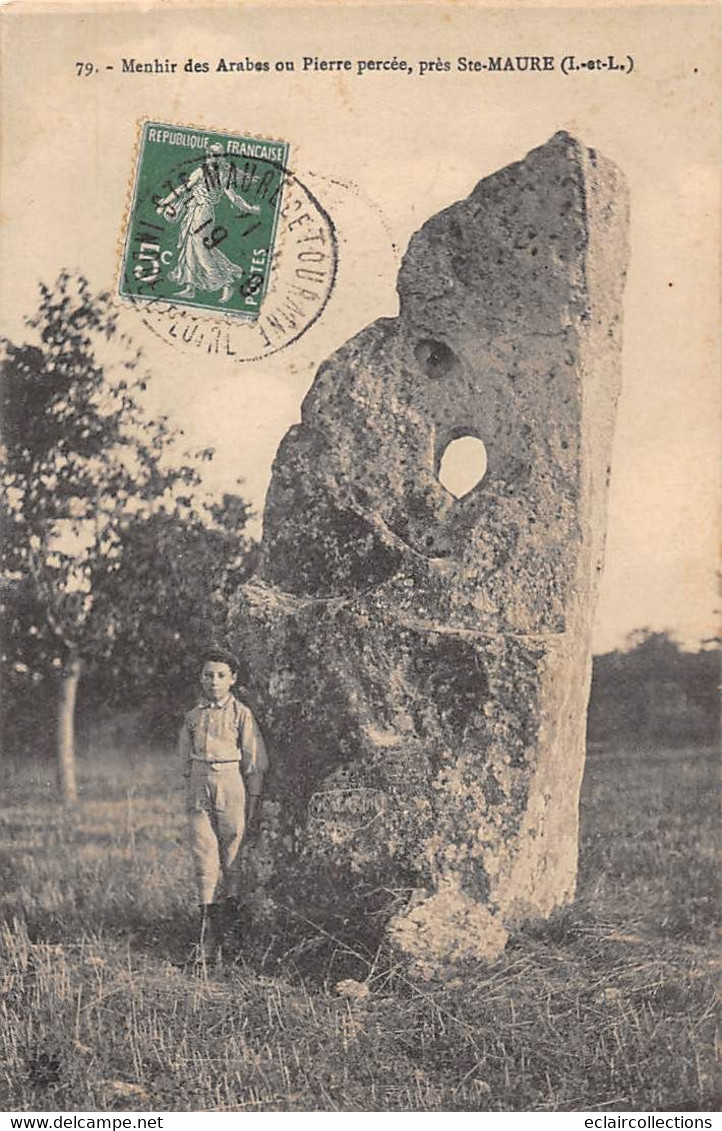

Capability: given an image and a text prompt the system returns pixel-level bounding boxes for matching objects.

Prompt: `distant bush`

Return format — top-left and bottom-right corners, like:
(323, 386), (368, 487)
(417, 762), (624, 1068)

(588, 631), (719, 747)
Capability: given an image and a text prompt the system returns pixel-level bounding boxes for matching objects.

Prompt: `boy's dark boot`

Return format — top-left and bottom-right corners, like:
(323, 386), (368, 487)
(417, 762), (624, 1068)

(209, 902), (228, 961)
(197, 903), (222, 965)
(215, 897), (244, 957)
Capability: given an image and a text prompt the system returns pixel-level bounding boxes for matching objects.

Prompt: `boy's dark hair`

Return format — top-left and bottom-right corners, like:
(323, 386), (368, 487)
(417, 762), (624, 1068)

(199, 646), (239, 674)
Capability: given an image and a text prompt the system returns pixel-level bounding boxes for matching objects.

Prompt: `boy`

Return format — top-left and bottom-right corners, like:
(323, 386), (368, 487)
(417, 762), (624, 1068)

(178, 646), (268, 962)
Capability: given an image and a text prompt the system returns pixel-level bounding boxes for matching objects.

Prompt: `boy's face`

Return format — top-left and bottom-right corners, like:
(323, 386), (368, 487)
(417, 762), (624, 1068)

(200, 661), (235, 703)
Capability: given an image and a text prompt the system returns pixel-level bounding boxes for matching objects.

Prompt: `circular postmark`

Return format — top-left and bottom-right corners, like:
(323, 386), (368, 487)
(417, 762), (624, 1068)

(119, 122), (338, 363)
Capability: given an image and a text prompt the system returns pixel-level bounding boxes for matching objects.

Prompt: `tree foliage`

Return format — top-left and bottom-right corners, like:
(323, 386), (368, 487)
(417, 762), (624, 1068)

(2, 273), (211, 662)
(588, 630), (719, 747)
(0, 273), (253, 790)
(87, 493), (258, 720)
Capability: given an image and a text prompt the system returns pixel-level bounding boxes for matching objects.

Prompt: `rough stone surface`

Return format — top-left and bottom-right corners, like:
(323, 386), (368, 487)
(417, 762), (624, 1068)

(230, 132), (629, 973)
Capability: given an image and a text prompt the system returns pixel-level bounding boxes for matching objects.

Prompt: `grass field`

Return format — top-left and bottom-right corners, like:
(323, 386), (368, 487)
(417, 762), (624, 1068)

(0, 742), (718, 1112)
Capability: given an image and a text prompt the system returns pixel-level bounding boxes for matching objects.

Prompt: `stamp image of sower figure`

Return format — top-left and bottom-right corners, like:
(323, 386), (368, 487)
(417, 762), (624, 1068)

(156, 143), (260, 304)
(120, 123), (289, 319)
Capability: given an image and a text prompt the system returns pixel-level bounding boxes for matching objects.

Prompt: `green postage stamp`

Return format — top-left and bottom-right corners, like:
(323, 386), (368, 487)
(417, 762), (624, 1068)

(119, 122), (289, 319)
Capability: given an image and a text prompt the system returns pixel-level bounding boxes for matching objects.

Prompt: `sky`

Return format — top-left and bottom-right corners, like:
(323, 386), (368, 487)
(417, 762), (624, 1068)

(1, 0), (719, 654)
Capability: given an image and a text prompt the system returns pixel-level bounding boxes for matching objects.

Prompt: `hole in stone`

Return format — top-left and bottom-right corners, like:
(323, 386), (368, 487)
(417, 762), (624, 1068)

(414, 338), (459, 379)
(438, 435), (488, 499)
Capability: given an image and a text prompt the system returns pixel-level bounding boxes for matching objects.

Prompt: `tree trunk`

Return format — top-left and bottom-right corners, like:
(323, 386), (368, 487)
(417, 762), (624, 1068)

(57, 654), (81, 804)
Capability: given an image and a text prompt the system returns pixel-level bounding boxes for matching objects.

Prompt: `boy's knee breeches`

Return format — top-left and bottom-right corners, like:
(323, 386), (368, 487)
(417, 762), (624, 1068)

(186, 762), (246, 905)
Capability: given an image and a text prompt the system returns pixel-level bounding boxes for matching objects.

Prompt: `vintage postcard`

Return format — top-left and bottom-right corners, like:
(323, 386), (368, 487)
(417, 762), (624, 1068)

(0, 0), (719, 1117)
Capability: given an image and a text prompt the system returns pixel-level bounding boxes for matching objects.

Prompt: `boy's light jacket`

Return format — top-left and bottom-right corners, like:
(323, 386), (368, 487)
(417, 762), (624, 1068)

(178, 695), (269, 794)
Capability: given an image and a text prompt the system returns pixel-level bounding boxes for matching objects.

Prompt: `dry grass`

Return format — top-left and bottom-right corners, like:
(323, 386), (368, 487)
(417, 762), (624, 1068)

(0, 743), (718, 1111)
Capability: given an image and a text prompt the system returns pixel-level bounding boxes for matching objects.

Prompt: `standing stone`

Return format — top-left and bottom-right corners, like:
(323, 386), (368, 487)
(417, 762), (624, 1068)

(230, 132), (629, 973)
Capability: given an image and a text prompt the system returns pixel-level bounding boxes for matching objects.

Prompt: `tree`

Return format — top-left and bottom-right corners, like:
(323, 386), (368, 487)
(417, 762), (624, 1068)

(588, 629), (719, 747)
(87, 492), (259, 730)
(0, 273), (215, 802)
